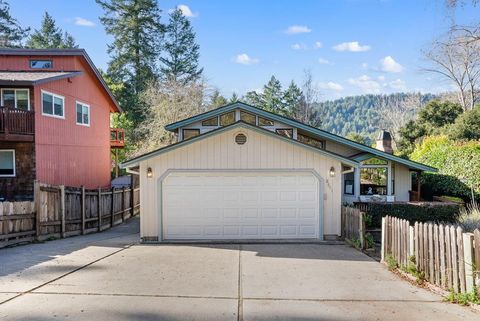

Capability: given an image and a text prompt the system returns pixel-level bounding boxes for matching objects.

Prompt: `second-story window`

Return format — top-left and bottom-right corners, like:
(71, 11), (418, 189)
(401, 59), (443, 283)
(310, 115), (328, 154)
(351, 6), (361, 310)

(1, 89), (29, 110)
(30, 60), (53, 69)
(42, 91), (64, 119)
(76, 102), (90, 126)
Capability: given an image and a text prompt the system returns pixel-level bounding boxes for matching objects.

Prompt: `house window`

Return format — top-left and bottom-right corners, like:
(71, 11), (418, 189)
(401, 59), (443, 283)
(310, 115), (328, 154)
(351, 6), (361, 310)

(360, 167), (387, 195)
(76, 102), (90, 126)
(240, 111), (256, 125)
(1, 89), (30, 110)
(258, 116), (274, 126)
(183, 129), (200, 140)
(30, 60), (52, 69)
(276, 128), (293, 138)
(42, 91), (64, 118)
(202, 117), (218, 126)
(344, 171), (354, 195)
(0, 150), (15, 177)
(297, 133), (325, 149)
(219, 111), (235, 126)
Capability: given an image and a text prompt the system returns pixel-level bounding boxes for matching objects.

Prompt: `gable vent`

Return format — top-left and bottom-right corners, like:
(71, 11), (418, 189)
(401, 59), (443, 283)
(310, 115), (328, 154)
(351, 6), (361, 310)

(235, 133), (247, 145)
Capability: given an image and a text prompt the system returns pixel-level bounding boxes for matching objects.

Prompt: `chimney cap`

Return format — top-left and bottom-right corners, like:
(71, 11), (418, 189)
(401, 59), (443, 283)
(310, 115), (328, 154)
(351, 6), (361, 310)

(377, 129), (392, 141)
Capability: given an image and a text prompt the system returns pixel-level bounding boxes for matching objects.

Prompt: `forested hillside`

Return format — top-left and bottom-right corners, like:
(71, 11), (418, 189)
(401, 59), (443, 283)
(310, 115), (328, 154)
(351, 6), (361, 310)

(315, 93), (437, 143)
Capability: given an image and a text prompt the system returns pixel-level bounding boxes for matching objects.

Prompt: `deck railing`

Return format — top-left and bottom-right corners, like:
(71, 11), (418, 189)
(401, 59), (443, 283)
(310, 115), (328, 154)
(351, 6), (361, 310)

(0, 107), (35, 136)
(110, 128), (125, 148)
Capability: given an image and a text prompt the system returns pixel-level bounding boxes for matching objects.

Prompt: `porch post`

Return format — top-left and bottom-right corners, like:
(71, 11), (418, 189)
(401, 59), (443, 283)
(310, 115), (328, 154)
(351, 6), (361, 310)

(417, 171), (421, 201)
(354, 166), (360, 199)
(387, 161), (392, 196)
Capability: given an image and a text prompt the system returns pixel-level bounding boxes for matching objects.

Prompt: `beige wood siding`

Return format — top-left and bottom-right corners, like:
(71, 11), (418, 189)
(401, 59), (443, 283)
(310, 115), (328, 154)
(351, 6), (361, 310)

(138, 126), (343, 240)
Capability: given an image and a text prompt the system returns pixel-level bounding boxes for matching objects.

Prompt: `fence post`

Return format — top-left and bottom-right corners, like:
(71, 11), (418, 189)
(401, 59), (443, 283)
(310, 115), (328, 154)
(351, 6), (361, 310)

(130, 182), (134, 217)
(409, 225), (414, 259)
(463, 232), (474, 293)
(97, 187), (102, 232)
(81, 186), (86, 235)
(474, 229), (480, 289)
(34, 180), (41, 239)
(60, 185), (65, 238)
(121, 186), (126, 222)
(359, 212), (364, 249)
(381, 217), (386, 263)
(110, 187), (115, 228)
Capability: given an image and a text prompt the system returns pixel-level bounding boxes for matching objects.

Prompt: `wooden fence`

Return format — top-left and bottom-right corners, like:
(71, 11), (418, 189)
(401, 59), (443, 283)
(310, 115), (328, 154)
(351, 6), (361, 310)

(382, 215), (479, 294)
(0, 181), (140, 248)
(341, 206), (366, 249)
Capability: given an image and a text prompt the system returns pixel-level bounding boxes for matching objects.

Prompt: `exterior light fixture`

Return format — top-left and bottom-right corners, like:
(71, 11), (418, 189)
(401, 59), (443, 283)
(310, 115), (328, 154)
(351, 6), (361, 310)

(329, 166), (335, 177)
(147, 167), (153, 178)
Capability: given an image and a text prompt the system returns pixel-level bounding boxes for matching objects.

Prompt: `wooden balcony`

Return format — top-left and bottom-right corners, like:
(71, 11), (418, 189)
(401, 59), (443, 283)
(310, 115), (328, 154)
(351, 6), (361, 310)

(110, 128), (125, 148)
(0, 107), (35, 142)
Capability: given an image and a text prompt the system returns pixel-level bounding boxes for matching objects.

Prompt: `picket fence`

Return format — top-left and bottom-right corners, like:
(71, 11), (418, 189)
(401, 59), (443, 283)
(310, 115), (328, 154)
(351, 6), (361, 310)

(382, 215), (479, 294)
(341, 206), (366, 249)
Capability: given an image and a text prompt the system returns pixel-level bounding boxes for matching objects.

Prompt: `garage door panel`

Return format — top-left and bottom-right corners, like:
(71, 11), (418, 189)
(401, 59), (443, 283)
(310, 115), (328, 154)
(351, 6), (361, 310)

(162, 171), (321, 240)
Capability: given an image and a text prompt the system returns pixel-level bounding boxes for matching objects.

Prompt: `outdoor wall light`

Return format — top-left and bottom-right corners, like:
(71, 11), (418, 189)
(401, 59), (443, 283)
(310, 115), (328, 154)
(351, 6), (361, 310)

(329, 166), (335, 177)
(147, 167), (153, 178)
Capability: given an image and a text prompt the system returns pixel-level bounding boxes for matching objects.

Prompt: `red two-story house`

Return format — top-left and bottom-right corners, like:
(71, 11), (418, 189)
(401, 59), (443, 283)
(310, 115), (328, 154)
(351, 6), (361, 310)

(0, 49), (124, 200)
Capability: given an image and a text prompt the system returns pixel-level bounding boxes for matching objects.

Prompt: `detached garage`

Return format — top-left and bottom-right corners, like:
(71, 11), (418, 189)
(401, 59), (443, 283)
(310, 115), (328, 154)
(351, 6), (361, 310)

(122, 121), (357, 242)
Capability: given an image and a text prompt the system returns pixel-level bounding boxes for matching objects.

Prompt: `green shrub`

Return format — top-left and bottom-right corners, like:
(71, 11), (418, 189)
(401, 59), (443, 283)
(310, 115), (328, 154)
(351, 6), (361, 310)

(411, 136), (480, 202)
(457, 202), (480, 233)
(385, 254), (398, 271)
(364, 202), (461, 227)
(448, 105), (480, 141)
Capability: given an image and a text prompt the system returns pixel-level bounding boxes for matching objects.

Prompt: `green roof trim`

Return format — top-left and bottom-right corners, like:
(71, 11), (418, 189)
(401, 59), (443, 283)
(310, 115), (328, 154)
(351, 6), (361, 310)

(121, 121), (359, 168)
(164, 101), (437, 172)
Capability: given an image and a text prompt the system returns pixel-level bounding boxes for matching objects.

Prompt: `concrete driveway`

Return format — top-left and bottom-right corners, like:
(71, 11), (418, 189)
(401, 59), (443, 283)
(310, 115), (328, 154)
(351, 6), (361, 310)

(0, 218), (478, 321)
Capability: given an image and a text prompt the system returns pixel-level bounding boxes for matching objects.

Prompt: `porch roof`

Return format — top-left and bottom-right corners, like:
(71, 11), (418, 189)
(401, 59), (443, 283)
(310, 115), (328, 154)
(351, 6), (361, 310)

(0, 71), (82, 86)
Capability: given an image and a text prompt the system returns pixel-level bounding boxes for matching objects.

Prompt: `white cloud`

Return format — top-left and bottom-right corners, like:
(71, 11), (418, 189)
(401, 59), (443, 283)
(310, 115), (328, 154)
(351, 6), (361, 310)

(284, 25), (311, 35)
(177, 4), (197, 17)
(361, 63), (369, 69)
(333, 41), (371, 52)
(348, 75), (381, 93)
(291, 43), (307, 50)
(233, 53), (259, 65)
(389, 79), (407, 91)
(380, 56), (403, 73)
(74, 17), (95, 27)
(377, 75), (386, 81)
(314, 41), (322, 49)
(318, 58), (331, 65)
(318, 81), (343, 92)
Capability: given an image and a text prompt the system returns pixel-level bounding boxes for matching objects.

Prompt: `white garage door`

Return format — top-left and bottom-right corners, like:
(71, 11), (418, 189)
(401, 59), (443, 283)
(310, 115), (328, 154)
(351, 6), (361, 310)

(162, 171), (321, 240)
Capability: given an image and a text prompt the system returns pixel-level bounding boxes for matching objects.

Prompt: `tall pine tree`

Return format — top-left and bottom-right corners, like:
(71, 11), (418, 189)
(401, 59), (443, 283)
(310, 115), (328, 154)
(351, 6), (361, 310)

(96, 0), (165, 126)
(0, 0), (29, 47)
(27, 12), (77, 48)
(160, 8), (202, 84)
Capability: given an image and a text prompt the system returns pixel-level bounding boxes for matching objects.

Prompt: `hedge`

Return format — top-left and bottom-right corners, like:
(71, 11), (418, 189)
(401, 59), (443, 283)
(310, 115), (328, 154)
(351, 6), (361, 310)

(361, 202), (461, 228)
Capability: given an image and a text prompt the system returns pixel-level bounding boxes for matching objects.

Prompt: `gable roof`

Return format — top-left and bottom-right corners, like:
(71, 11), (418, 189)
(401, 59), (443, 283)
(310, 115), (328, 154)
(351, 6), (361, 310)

(164, 101), (437, 172)
(0, 48), (121, 113)
(0, 71), (82, 85)
(121, 121), (359, 168)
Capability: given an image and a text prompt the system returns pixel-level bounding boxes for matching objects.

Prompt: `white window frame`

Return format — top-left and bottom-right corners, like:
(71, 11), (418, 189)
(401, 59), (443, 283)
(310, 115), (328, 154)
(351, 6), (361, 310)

(1, 88), (30, 110)
(0, 149), (16, 177)
(75, 101), (90, 127)
(41, 90), (65, 119)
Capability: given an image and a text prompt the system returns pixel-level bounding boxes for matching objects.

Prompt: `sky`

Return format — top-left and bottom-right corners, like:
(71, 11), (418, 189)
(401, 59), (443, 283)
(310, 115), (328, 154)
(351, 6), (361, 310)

(8, 0), (480, 100)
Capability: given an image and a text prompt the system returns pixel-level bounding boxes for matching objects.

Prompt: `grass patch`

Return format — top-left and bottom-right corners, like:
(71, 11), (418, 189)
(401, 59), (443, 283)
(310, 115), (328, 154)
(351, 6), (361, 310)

(445, 288), (480, 306)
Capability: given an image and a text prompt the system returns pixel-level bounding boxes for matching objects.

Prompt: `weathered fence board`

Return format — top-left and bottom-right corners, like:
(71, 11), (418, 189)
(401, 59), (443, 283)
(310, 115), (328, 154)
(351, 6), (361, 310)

(0, 181), (140, 249)
(382, 215), (476, 295)
(341, 206), (365, 249)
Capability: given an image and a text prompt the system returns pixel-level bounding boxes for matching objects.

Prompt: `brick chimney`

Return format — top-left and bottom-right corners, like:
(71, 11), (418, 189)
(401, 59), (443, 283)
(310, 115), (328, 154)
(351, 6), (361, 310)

(376, 130), (393, 154)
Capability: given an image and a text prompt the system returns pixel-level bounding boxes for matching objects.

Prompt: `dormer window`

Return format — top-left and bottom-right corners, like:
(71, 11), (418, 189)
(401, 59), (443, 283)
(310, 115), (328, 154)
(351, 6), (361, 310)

(202, 117), (218, 126)
(240, 111), (256, 125)
(297, 133), (325, 149)
(276, 128), (293, 138)
(219, 111), (235, 126)
(30, 60), (53, 69)
(258, 117), (274, 126)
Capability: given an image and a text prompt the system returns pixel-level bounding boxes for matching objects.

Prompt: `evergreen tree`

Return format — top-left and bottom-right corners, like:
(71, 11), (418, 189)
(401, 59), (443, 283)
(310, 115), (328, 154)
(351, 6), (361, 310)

(230, 92), (239, 103)
(161, 8), (202, 84)
(96, 0), (165, 126)
(0, 0), (29, 47)
(209, 89), (228, 108)
(284, 81), (303, 116)
(26, 12), (77, 48)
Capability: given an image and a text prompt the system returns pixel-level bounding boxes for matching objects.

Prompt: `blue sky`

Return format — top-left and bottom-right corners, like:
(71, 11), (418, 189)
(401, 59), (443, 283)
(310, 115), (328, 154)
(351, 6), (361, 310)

(9, 0), (480, 100)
